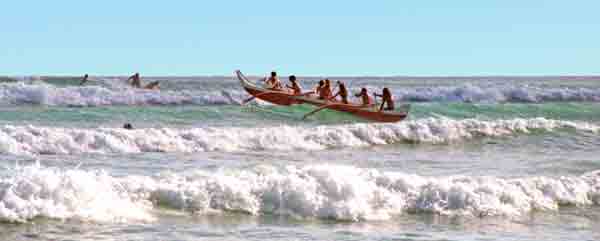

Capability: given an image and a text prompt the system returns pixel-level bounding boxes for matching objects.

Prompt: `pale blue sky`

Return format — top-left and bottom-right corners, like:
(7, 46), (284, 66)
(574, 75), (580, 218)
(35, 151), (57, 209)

(1, 0), (599, 76)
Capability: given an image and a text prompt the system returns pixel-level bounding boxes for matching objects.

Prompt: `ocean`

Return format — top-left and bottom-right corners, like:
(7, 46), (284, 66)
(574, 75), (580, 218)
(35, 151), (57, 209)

(0, 75), (599, 241)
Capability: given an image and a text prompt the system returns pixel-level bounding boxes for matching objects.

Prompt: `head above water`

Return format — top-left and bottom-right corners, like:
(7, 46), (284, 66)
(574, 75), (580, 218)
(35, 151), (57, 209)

(123, 123), (133, 130)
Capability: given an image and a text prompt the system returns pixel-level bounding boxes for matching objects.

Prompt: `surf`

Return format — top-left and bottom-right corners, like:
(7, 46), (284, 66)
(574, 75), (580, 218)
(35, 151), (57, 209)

(1, 163), (599, 223)
(0, 117), (597, 156)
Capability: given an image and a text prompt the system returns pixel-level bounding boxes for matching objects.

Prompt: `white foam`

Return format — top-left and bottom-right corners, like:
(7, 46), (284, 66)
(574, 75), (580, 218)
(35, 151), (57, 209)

(1, 82), (600, 106)
(0, 118), (597, 156)
(129, 164), (600, 220)
(391, 84), (600, 103)
(2, 164), (599, 222)
(0, 162), (154, 223)
(0, 82), (245, 106)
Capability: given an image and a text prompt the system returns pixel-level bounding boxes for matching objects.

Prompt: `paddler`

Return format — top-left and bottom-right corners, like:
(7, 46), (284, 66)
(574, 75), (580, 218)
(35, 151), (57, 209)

(315, 80), (325, 96)
(144, 81), (160, 90)
(286, 75), (302, 95)
(374, 87), (395, 111)
(354, 87), (373, 106)
(265, 71), (283, 90)
(330, 81), (349, 104)
(79, 74), (89, 85)
(319, 79), (332, 100)
(127, 72), (142, 88)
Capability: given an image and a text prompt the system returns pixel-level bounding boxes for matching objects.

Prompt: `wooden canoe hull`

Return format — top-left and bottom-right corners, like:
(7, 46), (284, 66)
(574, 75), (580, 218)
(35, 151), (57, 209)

(297, 97), (408, 122)
(243, 87), (300, 106)
(236, 70), (409, 122)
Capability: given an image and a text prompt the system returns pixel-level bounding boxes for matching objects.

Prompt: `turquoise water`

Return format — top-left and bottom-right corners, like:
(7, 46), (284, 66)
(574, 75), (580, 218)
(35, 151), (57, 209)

(2, 102), (600, 128)
(0, 77), (599, 241)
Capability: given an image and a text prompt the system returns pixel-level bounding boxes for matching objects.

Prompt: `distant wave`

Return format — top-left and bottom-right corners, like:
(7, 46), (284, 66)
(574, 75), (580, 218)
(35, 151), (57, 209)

(1, 163), (599, 223)
(391, 84), (600, 103)
(1, 82), (600, 107)
(0, 118), (596, 156)
(0, 82), (245, 106)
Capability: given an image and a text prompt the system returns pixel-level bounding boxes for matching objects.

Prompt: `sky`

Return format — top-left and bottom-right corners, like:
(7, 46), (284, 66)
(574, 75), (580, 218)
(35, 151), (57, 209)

(1, 0), (599, 76)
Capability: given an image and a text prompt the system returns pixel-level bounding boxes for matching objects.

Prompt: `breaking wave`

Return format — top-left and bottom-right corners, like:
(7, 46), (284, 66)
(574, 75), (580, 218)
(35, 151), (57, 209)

(1, 82), (600, 107)
(0, 82), (245, 106)
(0, 163), (154, 223)
(1, 163), (599, 223)
(0, 118), (597, 156)
(392, 84), (600, 103)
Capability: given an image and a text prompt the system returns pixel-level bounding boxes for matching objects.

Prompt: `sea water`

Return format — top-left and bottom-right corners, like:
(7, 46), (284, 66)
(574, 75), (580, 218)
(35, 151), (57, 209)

(0, 75), (599, 241)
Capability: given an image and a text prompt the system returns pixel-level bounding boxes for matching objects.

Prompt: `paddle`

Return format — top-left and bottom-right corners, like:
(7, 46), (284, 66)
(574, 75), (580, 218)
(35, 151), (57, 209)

(302, 103), (343, 120)
(372, 92), (384, 112)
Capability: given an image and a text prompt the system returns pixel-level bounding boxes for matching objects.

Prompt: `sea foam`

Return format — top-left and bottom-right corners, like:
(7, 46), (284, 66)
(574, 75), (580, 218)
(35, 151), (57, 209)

(1, 164), (599, 223)
(396, 85), (600, 103)
(1, 82), (600, 106)
(0, 82), (244, 106)
(0, 163), (154, 223)
(0, 118), (597, 156)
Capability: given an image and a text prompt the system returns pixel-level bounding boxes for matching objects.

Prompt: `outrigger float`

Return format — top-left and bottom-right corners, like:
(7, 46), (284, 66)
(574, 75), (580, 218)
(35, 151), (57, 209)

(236, 70), (409, 122)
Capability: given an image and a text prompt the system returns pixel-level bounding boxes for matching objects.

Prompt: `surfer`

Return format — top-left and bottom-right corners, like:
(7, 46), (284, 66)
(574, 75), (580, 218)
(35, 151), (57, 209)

(331, 81), (349, 104)
(286, 75), (302, 95)
(144, 81), (160, 90)
(127, 72), (142, 88)
(355, 87), (373, 106)
(79, 74), (89, 85)
(265, 71), (282, 90)
(374, 87), (395, 111)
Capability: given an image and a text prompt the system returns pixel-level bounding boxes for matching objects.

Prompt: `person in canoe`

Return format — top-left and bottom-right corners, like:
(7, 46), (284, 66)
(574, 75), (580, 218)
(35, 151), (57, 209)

(319, 79), (332, 100)
(265, 71), (283, 90)
(355, 87), (373, 106)
(286, 75), (302, 95)
(331, 81), (349, 104)
(315, 80), (325, 96)
(127, 72), (142, 88)
(79, 74), (89, 85)
(374, 87), (395, 111)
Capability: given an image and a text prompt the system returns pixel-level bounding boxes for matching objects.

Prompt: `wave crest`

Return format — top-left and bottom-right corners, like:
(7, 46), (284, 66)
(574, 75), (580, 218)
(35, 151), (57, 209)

(0, 163), (153, 223)
(0, 118), (596, 156)
(2, 164), (599, 222)
(0, 82), (244, 106)
(2, 82), (600, 106)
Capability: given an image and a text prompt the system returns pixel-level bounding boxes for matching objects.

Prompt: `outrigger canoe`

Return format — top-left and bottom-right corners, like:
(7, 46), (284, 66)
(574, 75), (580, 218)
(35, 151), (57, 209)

(236, 70), (409, 123)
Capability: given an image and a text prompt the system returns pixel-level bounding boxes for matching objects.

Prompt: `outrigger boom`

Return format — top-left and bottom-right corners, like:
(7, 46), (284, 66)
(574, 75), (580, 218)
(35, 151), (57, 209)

(236, 70), (409, 122)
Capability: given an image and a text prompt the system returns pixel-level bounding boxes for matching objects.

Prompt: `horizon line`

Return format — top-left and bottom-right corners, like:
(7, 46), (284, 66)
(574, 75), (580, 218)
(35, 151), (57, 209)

(2, 73), (600, 79)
